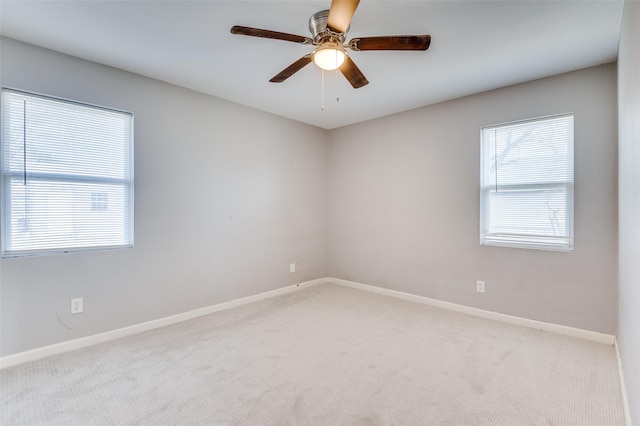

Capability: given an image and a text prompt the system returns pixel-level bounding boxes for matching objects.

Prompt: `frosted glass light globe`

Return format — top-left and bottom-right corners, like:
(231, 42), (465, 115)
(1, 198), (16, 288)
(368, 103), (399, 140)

(313, 47), (346, 71)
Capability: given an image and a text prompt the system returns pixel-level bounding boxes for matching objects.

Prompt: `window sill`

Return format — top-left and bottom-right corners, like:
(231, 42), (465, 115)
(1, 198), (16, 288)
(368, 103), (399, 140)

(480, 237), (573, 252)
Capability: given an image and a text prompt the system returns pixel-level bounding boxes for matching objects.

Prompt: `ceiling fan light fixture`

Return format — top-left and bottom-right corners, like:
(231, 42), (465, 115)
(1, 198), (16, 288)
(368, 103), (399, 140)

(312, 46), (346, 71)
(231, 1), (430, 89)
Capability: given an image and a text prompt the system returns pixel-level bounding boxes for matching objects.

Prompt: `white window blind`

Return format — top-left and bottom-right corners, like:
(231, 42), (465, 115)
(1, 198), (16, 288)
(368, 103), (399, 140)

(480, 114), (573, 251)
(1, 88), (134, 257)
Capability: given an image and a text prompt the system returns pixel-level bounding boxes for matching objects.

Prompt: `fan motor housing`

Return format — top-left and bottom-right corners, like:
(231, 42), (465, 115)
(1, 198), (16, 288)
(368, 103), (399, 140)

(309, 9), (346, 45)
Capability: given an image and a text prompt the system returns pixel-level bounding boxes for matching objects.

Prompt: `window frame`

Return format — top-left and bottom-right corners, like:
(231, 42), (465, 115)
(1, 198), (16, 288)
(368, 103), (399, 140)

(1, 87), (134, 258)
(479, 113), (574, 252)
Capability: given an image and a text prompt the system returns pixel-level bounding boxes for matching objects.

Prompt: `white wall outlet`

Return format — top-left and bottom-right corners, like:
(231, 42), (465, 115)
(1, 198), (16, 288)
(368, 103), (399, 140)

(290, 263), (296, 273)
(476, 280), (485, 293)
(71, 297), (84, 314)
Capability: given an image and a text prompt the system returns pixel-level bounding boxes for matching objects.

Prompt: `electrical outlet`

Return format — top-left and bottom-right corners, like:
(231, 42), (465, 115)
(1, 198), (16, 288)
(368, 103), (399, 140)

(71, 297), (83, 314)
(290, 263), (296, 273)
(476, 280), (485, 293)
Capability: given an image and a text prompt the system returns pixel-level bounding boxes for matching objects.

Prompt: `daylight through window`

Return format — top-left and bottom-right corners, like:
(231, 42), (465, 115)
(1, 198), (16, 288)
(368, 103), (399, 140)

(480, 114), (574, 251)
(1, 89), (134, 257)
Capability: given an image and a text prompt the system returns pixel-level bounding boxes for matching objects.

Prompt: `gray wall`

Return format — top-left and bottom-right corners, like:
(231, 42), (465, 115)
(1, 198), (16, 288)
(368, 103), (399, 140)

(618, 1), (640, 423)
(0, 37), (620, 359)
(327, 64), (618, 334)
(0, 38), (328, 357)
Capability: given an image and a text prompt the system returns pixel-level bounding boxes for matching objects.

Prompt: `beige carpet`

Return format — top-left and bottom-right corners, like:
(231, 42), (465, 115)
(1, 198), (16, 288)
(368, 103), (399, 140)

(1, 282), (625, 425)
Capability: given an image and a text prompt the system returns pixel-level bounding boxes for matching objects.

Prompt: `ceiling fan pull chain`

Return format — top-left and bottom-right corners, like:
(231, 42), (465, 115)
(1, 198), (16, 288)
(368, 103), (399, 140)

(321, 69), (325, 111)
(335, 68), (340, 102)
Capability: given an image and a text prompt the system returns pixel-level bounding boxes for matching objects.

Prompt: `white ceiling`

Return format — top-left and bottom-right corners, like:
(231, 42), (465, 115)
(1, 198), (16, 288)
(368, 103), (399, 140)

(0, 0), (624, 129)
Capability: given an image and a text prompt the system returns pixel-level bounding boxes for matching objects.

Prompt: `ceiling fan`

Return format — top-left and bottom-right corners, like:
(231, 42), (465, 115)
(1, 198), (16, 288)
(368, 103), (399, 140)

(230, 0), (431, 89)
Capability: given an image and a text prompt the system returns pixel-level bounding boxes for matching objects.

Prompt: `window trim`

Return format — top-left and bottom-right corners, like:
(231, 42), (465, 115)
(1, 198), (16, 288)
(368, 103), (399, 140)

(479, 113), (574, 252)
(1, 87), (134, 258)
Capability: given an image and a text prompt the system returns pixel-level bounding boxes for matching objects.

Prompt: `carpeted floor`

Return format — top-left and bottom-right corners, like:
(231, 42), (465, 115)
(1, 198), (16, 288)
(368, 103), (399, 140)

(1, 282), (625, 425)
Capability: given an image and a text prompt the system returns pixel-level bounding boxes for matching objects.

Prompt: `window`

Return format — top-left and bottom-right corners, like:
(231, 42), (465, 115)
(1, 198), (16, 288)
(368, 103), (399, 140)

(1, 88), (133, 257)
(480, 114), (573, 251)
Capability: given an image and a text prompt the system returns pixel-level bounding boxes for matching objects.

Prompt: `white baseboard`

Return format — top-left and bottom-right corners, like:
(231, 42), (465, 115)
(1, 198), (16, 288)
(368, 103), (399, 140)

(615, 339), (633, 426)
(327, 277), (616, 345)
(0, 278), (325, 369)
(1, 277), (616, 369)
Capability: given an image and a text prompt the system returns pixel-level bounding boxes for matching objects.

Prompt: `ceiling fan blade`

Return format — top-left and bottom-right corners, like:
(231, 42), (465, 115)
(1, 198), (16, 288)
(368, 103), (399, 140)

(231, 26), (312, 44)
(327, 0), (360, 33)
(270, 55), (313, 83)
(339, 55), (369, 89)
(349, 35), (431, 51)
